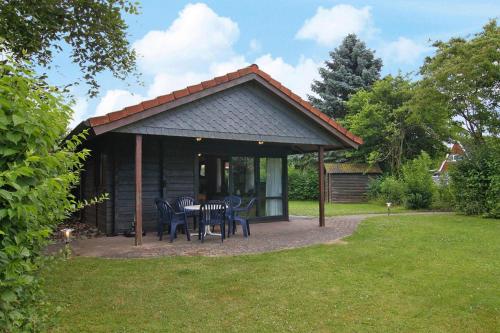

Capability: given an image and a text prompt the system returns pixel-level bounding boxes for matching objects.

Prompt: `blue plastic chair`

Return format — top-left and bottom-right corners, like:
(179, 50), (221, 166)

(232, 198), (256, 238)
(155, 198), (191, 243)
(175, 196), (197, 229)
(224, 195), (242, 237)
(199, 201), (226, 243)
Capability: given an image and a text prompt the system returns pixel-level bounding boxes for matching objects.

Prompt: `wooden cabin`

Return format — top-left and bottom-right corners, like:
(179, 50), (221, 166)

(70, 64), (362, 243)
(325, 163), (382, 203)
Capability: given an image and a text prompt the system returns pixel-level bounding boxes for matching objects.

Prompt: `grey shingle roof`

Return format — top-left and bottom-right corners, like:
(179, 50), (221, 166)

(114, 82), (342, 146)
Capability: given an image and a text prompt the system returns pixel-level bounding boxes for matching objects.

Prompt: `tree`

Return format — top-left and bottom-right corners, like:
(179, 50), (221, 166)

(343, 75), (450, 174)
(309, 34), (382, 119)
(0, 0), (139, 97)
(0, 57), (101, 330)
(420, 19), (500, 143)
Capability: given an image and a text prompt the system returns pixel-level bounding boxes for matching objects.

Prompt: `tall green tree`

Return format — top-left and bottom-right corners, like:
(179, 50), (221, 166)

(420, 19), (500, 143)
(0, 0), (140, 97)
(343, 75), (450, 174)
(309, 34), (382, 120)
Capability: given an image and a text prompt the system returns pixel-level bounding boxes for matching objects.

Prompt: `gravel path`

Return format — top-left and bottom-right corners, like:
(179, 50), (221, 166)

(48, 212), (449, 258)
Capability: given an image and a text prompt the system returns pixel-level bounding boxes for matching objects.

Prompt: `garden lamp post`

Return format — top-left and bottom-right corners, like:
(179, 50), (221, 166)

(61, 228), (73, 259)
(386, 202), (392, 216)
(61, 228), (73, 244)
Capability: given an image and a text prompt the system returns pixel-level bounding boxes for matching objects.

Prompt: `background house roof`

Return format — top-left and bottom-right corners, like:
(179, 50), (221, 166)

(325, 163), (382, 174)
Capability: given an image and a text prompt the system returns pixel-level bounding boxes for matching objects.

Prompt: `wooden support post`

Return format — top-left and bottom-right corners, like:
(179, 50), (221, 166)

(135, 134), (143, 246)
(318, 146), (325, 227)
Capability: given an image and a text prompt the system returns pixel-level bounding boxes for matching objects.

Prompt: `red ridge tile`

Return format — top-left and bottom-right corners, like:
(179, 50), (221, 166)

(108, 110), (127, 122)
(156, 93), (174, 104)
(89, 115), (109, 126)
(214, 75), (229, 84)
(227, 71), (240, 80)
(173, 88), (189, 99)
(201, 79), (217, 89)
(187, 83), (203, 94)
(141, 99), (159, 110)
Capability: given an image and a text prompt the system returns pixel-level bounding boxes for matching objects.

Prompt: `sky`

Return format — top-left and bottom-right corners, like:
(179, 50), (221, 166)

(47, 0), (499, 128)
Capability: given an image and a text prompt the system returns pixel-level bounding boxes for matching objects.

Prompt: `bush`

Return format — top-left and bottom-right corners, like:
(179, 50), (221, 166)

(432, 175), (454, 210)
(0, 57), (89, 330)
(378, 176), (406, 205)
(402, 152), (435, 209)
(449, 139), (500, 218)
(288, 167), (318, 200)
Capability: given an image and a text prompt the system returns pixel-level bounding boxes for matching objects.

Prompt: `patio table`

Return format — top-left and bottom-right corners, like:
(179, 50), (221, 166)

(184, 205), (224, 237)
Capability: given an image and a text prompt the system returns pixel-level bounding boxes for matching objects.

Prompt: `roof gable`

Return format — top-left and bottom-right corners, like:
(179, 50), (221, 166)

(114, 82), (343, 147)
(79, 64), (362, 148)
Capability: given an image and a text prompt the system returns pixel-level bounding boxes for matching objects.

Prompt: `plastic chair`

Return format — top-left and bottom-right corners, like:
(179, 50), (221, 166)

(199, 201), (226, 243)
(224, 195), (242, 237)
(175, 196), (197, 230)
(155, 198), (191, 243)
(232, 198), (256, 238)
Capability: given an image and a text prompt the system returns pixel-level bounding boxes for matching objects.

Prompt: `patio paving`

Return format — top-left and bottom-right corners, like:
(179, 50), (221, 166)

(48, 212), (445, 258)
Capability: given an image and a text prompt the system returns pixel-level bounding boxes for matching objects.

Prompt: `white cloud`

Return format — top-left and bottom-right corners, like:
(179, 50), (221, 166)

(249, 39), (262, 53)
(380, 37), (430, 64)
(95, 90), (144, 116)
(296, 5), (375, 46)
(69, 97), (88, 128)
(133, 3), (239, 74)
(255, 54), (320, 98)
(91, 3), (321, 118)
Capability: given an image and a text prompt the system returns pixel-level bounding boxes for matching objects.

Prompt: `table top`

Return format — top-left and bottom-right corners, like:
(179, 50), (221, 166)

(184, 204), (228, 211)
(184, 205), (201, 211)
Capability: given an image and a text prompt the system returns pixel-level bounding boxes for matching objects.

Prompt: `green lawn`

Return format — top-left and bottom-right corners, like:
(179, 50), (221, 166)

(289, 200), (410, 216)
(43, 214), (500, 332)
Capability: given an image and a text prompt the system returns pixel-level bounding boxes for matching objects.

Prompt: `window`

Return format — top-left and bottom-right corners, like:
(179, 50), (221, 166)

(258, 158), (283, 216)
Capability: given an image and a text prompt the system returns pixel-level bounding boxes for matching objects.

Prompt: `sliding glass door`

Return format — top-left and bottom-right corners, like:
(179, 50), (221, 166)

(198, 155), (286, 220)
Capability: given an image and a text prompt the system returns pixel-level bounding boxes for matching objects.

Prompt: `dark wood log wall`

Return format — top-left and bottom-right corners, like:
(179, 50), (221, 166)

(326, 174), (377, 203)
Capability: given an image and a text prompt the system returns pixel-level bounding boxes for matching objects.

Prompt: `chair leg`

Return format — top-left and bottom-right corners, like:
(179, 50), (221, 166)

(170, 223), (177, 243)
(200, 224), (205, 243)
(247, 221), (250, 236)
(159, 223), (164, 241)
(184, 223), (191, 241)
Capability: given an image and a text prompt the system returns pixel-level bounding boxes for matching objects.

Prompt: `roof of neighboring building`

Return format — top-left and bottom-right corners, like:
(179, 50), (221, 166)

(325, 163), (382, 174)
(450, 142), (464, 155)
(72, 64), (362, 148)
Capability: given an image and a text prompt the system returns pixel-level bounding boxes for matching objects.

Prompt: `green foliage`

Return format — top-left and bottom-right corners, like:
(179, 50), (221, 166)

(401, 152), (435, 209)
(288, 167), (318, 201)
(378, 176), (405, 205)
(344, 75), (449, 174)
(449, 138), (500, 218)
(432, 176), (454, 211)
(420, 19), (500, 142)
(0, 0), (140, 97)
(309, 34), (382, 119)
(0, 57), (90, 331)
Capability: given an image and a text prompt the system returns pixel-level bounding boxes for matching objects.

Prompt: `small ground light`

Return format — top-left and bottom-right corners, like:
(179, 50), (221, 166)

(61, 228), (73, 244)
(196, 137), (202, 142)
(386, 202), (392, 216)
(258, 141), (264, 145)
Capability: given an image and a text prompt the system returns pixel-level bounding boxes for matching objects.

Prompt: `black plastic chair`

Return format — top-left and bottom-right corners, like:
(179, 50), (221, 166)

(155, 198), (191, 243)
(199, 201), (226, 243)
(224, 195), (242, 237)
(232, 198), (256, 238)
(175, 196), (197, 230)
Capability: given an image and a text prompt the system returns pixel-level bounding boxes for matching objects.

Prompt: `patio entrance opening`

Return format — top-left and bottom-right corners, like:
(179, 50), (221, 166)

(197, 154), (285, 220)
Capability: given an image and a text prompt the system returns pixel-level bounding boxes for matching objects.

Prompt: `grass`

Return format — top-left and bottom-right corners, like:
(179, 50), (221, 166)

(289, 200), (410, 216)
(43, 214), (500, 332)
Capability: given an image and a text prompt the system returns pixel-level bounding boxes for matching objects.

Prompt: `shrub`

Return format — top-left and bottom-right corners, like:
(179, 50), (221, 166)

(432, 175), (454, 210)
(0, 57), (89, 330)
(288, 167), (318, 200)
(449, 139), (500, 218)
(378, 176), (406, 205)
(402, 152), (435, 209)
